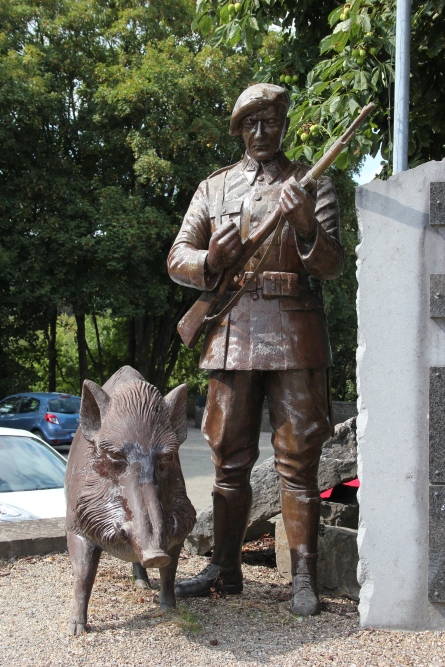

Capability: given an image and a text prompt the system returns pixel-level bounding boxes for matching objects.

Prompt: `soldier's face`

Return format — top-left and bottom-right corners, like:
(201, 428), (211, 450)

(240, 105), (288, 162)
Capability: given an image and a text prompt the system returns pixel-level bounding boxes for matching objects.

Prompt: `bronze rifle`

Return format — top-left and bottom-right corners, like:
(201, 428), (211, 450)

(177, 102), (376, 349)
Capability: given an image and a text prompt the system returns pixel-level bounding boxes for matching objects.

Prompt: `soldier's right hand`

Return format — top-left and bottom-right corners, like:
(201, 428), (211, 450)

(206, 221), (242, 274)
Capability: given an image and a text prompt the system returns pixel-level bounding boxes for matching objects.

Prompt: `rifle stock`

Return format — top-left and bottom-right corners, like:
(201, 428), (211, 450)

(177, 102), (376, 349)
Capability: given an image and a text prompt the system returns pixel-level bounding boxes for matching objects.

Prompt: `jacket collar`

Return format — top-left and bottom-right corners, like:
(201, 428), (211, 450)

(241, 151), (290, 185)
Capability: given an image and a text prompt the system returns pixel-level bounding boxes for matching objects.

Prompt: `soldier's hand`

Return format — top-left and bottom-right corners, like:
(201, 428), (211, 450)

(280, 177), (317, 242)
(207, 221), (242, 274)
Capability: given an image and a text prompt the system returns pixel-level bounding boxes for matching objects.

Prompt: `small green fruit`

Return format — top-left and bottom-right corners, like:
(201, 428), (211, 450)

(234, 2), (242, 11)
(370, 47), (377, 55)
(310, 124), (319, 134)
(284, 75), (292, 85)
(344, 6), (350, 16)
(279, 74), (286, 82)
(228, 3), (236, 15)
(351, 48), (360, 58)
(359, 48), (366, 58)
(365, 31), (373, 37)
(356, 56), (364, 65)
(300, 132), (310, 142)
(340, 12), (346, 20)
(292, 74), (299, 83)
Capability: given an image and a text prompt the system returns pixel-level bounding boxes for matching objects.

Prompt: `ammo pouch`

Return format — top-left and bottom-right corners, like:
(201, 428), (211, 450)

(263, 271), (299, 298)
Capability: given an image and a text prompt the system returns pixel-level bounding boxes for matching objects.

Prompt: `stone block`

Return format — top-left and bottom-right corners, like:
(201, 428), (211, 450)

(429, 485), (445, 603)
(356, 159), (445, 630)
(430, 277), (445, 318)
(320, 501), (358, 529)
(0, 518), (66, 559)
(430, 367), (445, 483)
(275, 516), (359, 601)
(430, 182), (445, 225)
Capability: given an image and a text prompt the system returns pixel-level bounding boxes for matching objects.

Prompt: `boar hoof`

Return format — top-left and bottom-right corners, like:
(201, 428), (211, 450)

(160, 598), (176, 611)
(67, 622), (86, 636)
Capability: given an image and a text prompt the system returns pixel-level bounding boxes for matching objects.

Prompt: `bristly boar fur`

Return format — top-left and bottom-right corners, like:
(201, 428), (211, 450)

(74, 380), (195, 553)
(64, 365), (196, 636)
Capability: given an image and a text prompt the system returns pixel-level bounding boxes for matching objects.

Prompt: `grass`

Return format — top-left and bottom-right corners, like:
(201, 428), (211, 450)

(176, 603), (202, 634)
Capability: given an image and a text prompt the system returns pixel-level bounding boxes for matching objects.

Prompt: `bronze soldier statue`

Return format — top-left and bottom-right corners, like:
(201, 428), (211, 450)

(168, 83), (344, 616)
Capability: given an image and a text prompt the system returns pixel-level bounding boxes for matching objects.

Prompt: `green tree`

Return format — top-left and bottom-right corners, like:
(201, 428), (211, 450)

(194, 0), (445, 171)
(0, 0), (252, 395)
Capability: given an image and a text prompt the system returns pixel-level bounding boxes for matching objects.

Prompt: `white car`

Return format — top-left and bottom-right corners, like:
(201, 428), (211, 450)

(0, 427), (66, 521)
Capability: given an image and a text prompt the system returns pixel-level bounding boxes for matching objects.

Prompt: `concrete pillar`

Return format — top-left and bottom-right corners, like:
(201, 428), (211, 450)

(356, 159), (445, 629)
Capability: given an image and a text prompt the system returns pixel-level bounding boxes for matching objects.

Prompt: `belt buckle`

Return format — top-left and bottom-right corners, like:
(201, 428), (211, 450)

(262, 271), (280, 298)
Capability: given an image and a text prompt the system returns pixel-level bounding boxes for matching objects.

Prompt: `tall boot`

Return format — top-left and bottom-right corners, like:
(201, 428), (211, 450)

(281, 488), (321, 616)
(175, 484), (251, 597)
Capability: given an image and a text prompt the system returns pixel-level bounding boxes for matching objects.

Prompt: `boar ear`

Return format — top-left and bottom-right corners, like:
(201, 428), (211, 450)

(164, 384), (188, 445)
(80, 380), (111, 443)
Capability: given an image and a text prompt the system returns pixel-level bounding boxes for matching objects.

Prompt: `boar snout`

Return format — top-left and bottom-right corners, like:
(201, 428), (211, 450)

(140, 551), (171, 569)
(116, 518), (171, 569)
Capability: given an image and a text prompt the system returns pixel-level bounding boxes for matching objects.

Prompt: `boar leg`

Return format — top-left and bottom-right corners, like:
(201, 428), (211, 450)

(132, 562), (151, 589)
(159, 542), (182, 610)
(67, 532), (101, 636)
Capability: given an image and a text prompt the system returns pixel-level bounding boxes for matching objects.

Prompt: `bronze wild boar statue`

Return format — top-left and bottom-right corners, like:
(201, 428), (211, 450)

(65, 366), (196, 636)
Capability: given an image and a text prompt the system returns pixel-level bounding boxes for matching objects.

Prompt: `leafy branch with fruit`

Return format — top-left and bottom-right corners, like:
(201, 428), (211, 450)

(193, 0), (445, 173)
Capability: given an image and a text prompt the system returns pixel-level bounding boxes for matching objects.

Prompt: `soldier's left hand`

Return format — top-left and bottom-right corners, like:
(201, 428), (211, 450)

(279, 177), (317, 241)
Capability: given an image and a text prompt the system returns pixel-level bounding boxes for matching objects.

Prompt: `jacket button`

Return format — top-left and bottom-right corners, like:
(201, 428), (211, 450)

(254, 252), (261, 259)
(254, 194), (262, 201)
(257, 175), (265, 182)
(251, 293), (259, 301)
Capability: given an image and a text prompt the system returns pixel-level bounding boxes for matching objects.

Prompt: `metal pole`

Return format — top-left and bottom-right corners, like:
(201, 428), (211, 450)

(393, 0), (412, 174)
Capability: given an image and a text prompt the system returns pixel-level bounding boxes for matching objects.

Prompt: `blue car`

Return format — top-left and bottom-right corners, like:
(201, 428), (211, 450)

(0, 392), (80, 448)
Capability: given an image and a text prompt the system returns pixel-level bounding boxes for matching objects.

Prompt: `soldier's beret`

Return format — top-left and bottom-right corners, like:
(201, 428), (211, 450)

(229, 83), (290, 136)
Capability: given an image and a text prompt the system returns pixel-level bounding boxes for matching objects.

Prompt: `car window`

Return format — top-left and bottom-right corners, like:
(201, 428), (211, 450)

(0, 435), (66, 492)
(0, 397), (21, 415)
(47, 397), (80, 414)
(18, 397), (40, 414)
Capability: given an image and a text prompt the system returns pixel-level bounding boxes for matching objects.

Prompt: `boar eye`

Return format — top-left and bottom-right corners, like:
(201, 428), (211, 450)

(107, 451), (126, 463)
(158, 454), (174, 466)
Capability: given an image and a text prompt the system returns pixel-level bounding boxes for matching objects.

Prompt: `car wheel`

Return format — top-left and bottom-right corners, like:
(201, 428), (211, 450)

(32, 429), (47, 443)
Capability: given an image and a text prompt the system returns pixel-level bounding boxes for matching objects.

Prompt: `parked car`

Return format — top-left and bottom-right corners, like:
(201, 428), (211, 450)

(0, 392), (80, 448)
(0, 428), (66, 520)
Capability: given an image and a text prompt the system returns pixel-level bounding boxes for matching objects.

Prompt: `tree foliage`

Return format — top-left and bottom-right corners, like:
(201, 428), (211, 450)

(194, 0), (445, 172)
(0, 0), (252, 395)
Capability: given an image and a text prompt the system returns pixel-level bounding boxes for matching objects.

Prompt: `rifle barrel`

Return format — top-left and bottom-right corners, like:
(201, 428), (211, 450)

(301, 102), (376, 186)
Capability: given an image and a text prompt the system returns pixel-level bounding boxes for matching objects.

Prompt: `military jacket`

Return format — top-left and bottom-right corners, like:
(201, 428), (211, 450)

(168, 151), (344, 371)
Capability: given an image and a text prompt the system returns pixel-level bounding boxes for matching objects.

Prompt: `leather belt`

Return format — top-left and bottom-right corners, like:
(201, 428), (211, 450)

(239, 271), (299, 298)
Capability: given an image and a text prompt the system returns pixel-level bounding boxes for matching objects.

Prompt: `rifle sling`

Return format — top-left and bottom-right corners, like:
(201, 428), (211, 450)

(204, 212), (285, 324)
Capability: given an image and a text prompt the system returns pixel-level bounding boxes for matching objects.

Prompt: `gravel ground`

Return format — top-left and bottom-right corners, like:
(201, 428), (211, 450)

(1, 548), (445, 667)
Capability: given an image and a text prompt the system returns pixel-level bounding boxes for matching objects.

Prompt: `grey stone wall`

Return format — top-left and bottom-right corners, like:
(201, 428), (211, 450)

(356, 159), (445, 630)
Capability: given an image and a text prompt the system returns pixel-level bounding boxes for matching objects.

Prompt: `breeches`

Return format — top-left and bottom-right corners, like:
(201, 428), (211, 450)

(202, 369), (331, 492)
